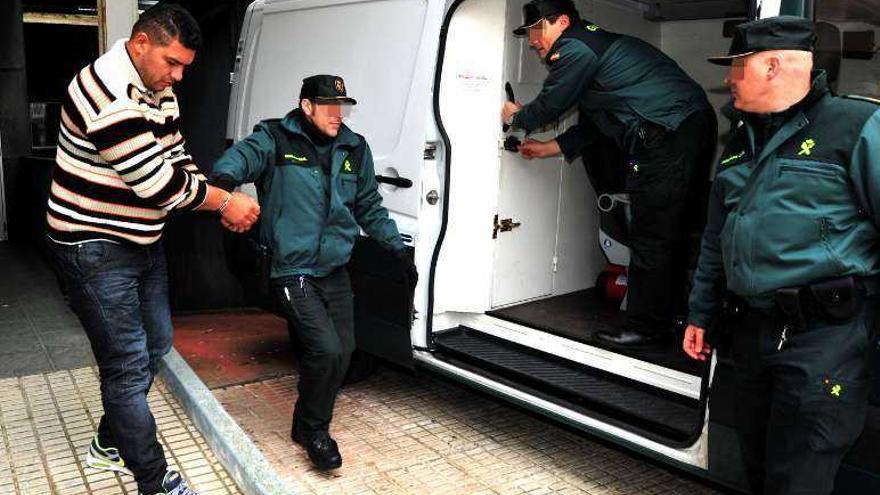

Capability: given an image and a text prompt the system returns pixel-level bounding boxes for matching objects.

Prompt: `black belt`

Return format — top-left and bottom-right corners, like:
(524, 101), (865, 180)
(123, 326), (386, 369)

(725, 275), (877, 330)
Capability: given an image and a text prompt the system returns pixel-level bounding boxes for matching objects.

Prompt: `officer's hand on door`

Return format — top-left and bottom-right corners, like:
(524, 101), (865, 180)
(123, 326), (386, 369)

(683, 324), (712, 361)
(519, 139), (561, 160)
(501, 101), (523, 126)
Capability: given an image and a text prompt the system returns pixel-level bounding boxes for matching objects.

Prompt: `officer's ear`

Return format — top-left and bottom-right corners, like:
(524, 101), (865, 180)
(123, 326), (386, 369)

(558, 14), (571, 29)
(766, 53), (783, 80)
(301, 98), (313, 116)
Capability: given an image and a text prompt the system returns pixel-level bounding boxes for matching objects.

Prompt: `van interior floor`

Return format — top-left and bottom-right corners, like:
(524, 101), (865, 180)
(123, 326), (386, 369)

(486, 289), (704, 376)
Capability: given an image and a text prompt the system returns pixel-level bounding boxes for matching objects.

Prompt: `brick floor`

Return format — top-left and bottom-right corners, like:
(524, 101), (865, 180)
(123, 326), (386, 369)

(214, 366), (724, 495)
(0, 367), (242, 495)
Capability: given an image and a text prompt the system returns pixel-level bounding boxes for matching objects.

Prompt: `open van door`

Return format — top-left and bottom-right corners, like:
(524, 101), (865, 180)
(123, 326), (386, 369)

(227, 0), (447, 368)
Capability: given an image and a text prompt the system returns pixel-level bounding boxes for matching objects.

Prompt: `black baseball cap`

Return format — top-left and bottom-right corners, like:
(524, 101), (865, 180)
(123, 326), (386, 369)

(512, 0), (578, 36)
(299, 74), (357, 104)
(708, 16), (816, 65)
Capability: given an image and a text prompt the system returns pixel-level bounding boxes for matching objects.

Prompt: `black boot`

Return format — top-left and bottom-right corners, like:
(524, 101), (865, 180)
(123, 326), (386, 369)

(292, 429), (342, 470)
(595, 329), (670, 347)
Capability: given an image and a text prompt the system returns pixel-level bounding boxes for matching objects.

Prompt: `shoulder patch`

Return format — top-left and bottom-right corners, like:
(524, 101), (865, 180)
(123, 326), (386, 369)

(719, 150), (748, 167)
(283, 153), (308, 163)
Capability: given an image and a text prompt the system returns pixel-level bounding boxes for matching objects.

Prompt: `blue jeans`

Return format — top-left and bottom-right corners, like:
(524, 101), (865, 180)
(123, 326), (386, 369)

(49, 239), (172, 493)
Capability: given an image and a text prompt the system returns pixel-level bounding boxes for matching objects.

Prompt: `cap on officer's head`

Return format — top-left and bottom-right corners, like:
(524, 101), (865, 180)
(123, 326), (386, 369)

(299, 74), (357, 105)
(708, 16), (816, 65)
(512, 0), (579, 36)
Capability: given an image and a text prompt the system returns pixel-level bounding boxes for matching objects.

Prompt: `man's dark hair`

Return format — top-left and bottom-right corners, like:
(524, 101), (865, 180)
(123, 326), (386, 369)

(131, 4), (202, 50)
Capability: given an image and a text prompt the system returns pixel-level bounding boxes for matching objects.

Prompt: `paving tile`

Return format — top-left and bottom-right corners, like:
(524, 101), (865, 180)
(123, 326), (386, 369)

(0, 367), (242, 495)
(0, 303), (28, 323)
(45, 345), (96, 370)
(212, 365), (724, 495)
(0, 351), (54, 378)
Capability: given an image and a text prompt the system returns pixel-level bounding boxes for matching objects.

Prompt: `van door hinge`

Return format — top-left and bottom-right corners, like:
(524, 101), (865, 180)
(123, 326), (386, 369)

(424, 142), (437, 160)
(492, 214), (522, 239)
(552, 256), (558, 273)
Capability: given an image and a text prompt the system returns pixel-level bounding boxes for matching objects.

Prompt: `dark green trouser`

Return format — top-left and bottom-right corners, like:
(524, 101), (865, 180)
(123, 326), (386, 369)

(273, 268), (355, 435)
(729, 300), (876, 494)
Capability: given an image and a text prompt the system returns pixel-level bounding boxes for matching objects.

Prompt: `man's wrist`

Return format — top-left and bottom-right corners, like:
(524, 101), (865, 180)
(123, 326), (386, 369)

(217, 192), (233, 214)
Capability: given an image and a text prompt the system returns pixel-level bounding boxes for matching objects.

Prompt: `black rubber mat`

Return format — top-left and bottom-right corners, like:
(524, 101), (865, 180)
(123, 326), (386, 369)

(433, 326), (703, 442)
(486, 289), (704, 376)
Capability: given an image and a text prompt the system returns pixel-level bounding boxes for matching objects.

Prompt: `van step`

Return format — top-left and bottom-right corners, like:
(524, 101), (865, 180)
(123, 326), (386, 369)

(433, 326), (702, 442)
(485, 289), (704, 376)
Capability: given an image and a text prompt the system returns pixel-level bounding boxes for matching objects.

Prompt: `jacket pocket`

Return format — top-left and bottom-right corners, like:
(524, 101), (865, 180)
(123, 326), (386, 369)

(340, 175), (357, 210)
(816, 216), (848, 273)
(777, 160), (846, 181)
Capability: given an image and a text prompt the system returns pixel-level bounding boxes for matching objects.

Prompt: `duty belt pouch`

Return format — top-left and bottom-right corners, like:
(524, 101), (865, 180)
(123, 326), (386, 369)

(808, 276), (860, 322)
(775, 287), (806, 331)
(239, 226), (272, 304)
(710, 291), (746, 351)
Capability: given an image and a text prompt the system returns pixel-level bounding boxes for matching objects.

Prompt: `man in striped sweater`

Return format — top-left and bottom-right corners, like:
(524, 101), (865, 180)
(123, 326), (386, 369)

(45, 5), (258, 495)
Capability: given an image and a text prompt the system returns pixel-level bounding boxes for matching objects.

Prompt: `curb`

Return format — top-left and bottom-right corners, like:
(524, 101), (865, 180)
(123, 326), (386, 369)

(160, 348), (295, 495)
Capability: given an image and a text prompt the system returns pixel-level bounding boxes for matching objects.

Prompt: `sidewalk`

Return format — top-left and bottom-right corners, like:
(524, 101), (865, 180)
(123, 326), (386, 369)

(174, 312), (723, 495)
(0, 243), (94, 377)
(0, 367), (241, 495)
(0, 243), (242, 494)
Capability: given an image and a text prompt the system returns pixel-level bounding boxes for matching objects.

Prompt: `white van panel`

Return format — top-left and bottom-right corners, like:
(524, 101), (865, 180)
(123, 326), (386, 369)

(433, 0), (508, 314)
(230, 0), (444, 219)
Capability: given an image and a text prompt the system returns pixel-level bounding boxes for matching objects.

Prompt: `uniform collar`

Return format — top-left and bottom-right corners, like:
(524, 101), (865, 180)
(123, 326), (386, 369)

(739, 70), (829, 162)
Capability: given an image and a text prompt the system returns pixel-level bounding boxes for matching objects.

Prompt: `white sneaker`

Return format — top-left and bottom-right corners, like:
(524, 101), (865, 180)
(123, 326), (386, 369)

(85, 434), (133, 476)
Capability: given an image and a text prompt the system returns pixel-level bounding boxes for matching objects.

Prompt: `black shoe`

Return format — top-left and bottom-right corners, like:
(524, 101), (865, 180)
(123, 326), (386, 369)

(595, 329), (670, 347)
(292, 430), (342, 470)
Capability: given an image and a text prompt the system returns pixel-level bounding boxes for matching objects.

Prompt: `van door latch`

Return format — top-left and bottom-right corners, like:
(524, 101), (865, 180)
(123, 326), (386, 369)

(493, 214), (522, 239)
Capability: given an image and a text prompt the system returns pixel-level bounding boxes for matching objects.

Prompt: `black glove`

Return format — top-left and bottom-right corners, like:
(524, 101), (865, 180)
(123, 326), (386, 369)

(392, 249), (418, 289)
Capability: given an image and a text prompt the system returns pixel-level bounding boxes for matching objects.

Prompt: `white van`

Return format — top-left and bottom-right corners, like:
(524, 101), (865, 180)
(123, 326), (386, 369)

(225, 0), (880, 492)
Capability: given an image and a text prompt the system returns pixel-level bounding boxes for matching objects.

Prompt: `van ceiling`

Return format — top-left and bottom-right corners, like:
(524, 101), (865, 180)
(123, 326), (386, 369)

(634, 0), (749, 21)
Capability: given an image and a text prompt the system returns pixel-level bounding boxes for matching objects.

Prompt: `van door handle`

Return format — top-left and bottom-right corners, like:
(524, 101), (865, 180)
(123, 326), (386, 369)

(376, 175), (413, 188)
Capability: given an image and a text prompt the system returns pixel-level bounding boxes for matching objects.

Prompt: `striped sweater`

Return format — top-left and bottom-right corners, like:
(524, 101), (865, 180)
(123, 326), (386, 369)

(47, 39), (208, 245)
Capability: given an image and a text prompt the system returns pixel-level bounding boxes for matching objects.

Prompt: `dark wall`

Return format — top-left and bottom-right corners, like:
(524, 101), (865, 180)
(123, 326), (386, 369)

(1, 0), (33, 243)
(160, 0), (255, 310)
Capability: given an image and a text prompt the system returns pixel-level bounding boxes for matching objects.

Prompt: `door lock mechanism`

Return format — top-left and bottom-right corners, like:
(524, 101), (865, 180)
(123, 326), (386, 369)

(492, 214), (522, 239)
(426, 190), (440, 205)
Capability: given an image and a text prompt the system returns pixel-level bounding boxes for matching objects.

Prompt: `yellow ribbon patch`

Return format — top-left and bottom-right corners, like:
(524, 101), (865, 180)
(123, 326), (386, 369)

(586, 24), (600, 32)
(798, 138), (816, 156)
(720, 151), (746, 166)
(831, 384), (842, 398)
(343, 159), (353, 173)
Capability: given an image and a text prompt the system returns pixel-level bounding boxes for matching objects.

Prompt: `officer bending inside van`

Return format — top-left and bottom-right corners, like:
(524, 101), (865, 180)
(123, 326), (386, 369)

(210, 75), (415, 470)
(502, 0), (717, 347)
(684, 17), (880, 495)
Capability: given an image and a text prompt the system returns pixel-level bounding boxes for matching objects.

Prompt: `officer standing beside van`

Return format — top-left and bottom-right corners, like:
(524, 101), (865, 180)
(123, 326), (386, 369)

(502, 0), (717, 347)
(210, 75), (415, 471)
(684, 17), (880, 495)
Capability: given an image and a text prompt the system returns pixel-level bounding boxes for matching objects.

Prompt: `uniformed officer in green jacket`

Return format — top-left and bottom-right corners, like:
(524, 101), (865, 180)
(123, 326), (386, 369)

(210, 75), (415, 471)
(502, 0), (717, 347)
(683, 17), (880, 495)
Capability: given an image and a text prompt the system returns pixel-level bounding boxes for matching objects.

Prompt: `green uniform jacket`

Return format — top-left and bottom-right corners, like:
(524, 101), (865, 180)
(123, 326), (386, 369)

(511, 20), (710, 157)
(210, 110), (404, 279)
(688, 73), (880, 328)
